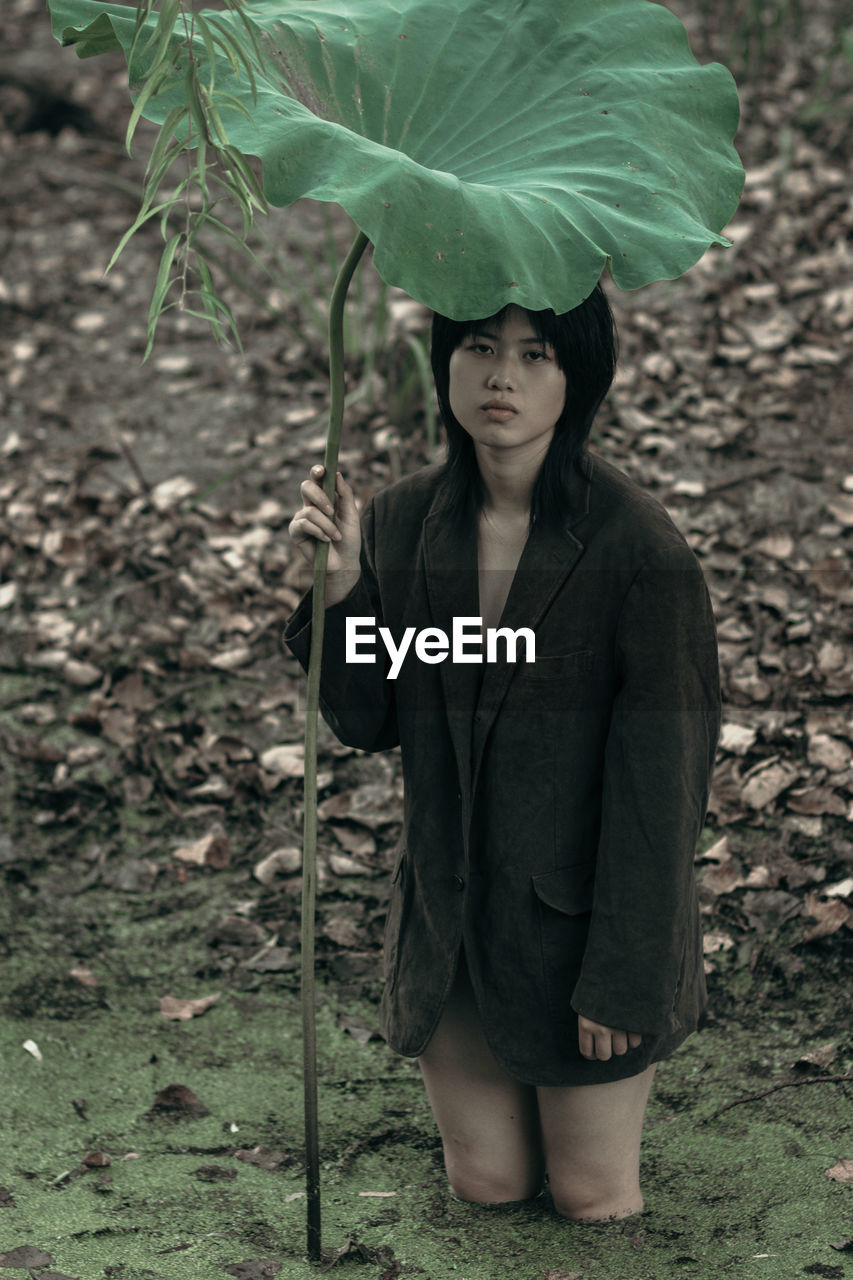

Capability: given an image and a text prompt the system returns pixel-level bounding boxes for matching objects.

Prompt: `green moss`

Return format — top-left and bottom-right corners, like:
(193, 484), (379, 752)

(1, 794), (849, 1280)
(1, 984), (850, 1280)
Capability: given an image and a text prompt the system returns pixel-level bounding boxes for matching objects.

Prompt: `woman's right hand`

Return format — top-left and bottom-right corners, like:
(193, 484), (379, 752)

(289, 465), (362, 604)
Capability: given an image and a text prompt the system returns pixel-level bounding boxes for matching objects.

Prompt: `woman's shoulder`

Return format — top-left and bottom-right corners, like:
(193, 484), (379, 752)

(370, 462), (447, 521)
(585, 450), (702, 570)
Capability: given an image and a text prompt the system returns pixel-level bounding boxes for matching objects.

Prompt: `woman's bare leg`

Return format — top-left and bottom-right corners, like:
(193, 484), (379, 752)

(418, 956), (544, 1204)
(536, 1064), (657, 1221)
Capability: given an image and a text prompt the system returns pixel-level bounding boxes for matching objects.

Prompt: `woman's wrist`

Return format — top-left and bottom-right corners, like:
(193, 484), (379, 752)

(324, 568), (361, 607)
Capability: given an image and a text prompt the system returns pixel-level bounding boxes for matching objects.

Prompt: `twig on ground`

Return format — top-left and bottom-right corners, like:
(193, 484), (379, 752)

(700, 1074), (853, 1123)
(115, 434), (154, 495)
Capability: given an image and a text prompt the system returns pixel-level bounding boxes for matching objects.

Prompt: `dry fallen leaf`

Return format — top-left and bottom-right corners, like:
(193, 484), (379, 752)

(816, 640), (846, 674)
(328, 852), (371, 877)
(317, 782), (401, 827)
(207, 917), (268, 953)
(703, 932), (735, 955)
(786, 787), (847, 817)
(329, 823), (377, 858)
(235, 1147), (290, 1172)
(825, 1159), (853, 1184)
(827, 493), (853, 527)
(34, 610), (74, 644)
(0, 1247), (54, 1269)
(107, 859), (159, 893)
(253, 846), (302, 885)
(69, 964), (98, 988)
(112, 671), (155, 711)
(752, 532), (794, 559)
(245, 946), (296, 973)
(793, 1042), (837, 1072)
(172, 824), (231, 869)
(159, 993), (221, 1022)
(210, 645), (253, 671)
(729, 657), (772, 703)
(150, 475), (196, 511)
(809, 553), (850, 597)
(740, 311), (799, 352)
(224, 1257), (281, 1279)
(802, 894), (852, 943)
(323, 915), (363, 948)
(697, 835), (729, 862)
(700, 854), (746, 897)
(807, 734), (851, 773)
(743, 865), (774, 889)
(146, 1083), (210, 1117)
(824, 878), (853, 899)
(319, 1235), (397, 1272)
(98, 707), (137, 749)
(719, 722), (758, 755)
(337, 1014), (379, 1045)
(740, 760), (797, 810)
(260, 744), (305, 778)
(63, 659), (102, 687)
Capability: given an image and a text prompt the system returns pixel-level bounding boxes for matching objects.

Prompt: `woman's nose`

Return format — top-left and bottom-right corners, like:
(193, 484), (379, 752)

(488, 366), (514, 390)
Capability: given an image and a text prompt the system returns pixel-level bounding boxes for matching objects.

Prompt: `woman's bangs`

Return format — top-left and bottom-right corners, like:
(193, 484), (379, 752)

(468, 305), (560, 344)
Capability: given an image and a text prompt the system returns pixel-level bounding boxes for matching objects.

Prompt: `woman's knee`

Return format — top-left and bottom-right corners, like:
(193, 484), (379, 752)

(445, 1150), (544, 1206)
(549, 1175), (644, 1222)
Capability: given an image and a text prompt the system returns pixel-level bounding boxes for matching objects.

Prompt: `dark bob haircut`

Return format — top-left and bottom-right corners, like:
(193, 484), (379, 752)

(430, 283), (618, 529)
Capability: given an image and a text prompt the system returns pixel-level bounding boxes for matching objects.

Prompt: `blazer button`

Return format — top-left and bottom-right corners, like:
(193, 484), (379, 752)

(453, 874), (465, 891)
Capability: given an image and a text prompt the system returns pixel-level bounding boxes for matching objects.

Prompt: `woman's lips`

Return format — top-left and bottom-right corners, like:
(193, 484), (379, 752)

(482, 400), (518, 420)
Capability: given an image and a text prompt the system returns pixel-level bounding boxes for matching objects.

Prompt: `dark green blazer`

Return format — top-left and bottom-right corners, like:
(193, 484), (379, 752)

(284, 449), (720, 1085)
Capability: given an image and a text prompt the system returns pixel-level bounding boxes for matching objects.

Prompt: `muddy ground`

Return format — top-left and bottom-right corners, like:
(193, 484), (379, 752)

(0, 0), (851, 1277)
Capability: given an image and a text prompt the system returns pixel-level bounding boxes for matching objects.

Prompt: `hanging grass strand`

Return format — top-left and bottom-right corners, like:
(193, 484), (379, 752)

(301, 227), (370, 1262)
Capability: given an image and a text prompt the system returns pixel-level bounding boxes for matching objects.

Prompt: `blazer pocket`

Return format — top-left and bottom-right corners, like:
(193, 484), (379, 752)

(532, 862), (596, 1025)
(532, 861), (596, 915)
(522, 649), (595, 682)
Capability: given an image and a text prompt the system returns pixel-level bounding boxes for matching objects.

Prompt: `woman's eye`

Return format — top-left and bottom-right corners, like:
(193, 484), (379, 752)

(468, 342), (492, 354)
(525, 349), (549, 361)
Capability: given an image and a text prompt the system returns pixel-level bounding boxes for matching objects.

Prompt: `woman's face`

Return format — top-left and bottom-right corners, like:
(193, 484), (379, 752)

(447, 306), (567, 461)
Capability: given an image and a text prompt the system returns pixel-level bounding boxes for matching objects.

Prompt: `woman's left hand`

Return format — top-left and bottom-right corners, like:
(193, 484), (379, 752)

(578, 1015), (643, 1061)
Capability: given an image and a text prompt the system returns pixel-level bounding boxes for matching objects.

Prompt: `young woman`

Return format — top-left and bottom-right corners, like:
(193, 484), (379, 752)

(285, 286), (720, 1222)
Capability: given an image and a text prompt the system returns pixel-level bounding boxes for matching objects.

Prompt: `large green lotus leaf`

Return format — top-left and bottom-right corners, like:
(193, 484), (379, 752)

(49, 0), (744, 319)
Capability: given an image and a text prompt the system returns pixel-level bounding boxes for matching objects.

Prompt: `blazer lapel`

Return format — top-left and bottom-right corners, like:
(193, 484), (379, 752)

(422, 451), (593, 803)
(471, 451), (593, 792)
(470, 520), (586, 793)
(422, 498), (480, 802)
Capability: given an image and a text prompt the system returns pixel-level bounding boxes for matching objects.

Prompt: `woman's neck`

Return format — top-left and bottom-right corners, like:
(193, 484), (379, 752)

(474, 441), (544, 520)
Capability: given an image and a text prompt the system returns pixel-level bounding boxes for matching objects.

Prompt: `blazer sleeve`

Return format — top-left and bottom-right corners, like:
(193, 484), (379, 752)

(281, 497), (400, 752)
(570, 542), (721, 1035)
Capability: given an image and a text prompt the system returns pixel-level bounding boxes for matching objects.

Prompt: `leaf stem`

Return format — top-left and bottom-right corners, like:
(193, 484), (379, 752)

(301, 224), (370, 1263)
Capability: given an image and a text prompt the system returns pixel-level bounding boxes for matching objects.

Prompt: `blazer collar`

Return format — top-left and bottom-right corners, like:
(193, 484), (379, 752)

(424, 447), (593, 530)
(421, 451), (593, 804)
